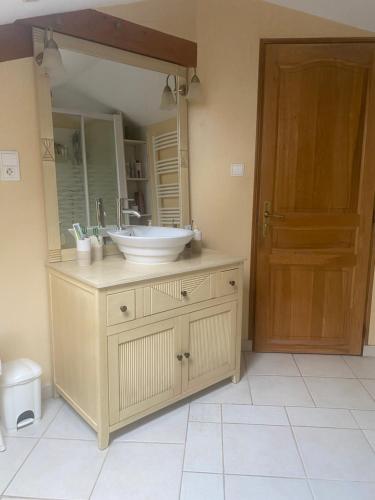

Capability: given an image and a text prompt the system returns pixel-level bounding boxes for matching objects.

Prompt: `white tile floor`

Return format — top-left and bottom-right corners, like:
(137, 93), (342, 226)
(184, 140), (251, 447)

(2, 353), (375, 499)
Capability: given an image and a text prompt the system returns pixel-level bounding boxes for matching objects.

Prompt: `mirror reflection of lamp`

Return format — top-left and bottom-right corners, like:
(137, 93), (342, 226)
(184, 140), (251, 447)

(160, 69), (202, 110)
(160, 74), (177, 110)
(35, 28), (65, 80)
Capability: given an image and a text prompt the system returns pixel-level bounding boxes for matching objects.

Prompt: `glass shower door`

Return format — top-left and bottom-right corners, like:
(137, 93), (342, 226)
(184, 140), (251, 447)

(84, 117), (119, 228)
(53, 112), (87, 249)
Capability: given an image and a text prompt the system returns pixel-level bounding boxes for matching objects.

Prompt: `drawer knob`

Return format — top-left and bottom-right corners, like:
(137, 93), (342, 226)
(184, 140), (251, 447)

(229, 280), (236, 286)
(181, 290), (188, 297)
(184, 352), (190, 359)
(120, 305), (128, 313)
(177, 354), (183, 361)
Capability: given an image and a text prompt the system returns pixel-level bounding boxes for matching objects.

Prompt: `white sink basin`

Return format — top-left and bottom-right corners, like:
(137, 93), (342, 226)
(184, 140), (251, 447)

(107, 226), (194, 264)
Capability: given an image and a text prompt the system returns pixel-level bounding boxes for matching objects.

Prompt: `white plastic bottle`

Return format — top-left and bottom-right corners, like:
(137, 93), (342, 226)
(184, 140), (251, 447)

(192, 221), (202, 254)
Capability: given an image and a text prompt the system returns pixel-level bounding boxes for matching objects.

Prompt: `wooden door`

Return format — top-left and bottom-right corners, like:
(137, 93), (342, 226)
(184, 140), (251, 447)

(254, 42), (375, 354)
(182, 302), (237, 392)
(108, 318), (182, 424)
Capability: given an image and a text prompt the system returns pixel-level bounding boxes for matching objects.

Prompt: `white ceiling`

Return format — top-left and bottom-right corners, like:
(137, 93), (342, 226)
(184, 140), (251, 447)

(0, 0), (136, 25)
(52, 49), (175, 127)
(265, 0), (375, 32)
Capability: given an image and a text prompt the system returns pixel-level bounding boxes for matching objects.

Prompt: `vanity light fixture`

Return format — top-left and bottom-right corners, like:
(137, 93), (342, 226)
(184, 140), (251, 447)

(160, 69), (202, 110)
(186, 68), (202, 101)
(35, 28), (64, 78)
(160, 74), (177, 110)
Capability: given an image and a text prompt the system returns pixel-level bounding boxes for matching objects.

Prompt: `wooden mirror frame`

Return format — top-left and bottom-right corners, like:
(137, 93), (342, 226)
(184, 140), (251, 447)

(33, 27), (191, 262)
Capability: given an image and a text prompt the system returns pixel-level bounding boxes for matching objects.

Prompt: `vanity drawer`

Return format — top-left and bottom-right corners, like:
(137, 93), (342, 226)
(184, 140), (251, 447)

(217, 268), (239, 297)
(150, 273), (212, 315)
(107, 290), (136, 326)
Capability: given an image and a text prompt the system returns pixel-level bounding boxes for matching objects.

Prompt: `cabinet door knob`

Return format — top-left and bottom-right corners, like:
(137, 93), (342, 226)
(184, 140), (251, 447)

(181, 290), (188, 297)
(120, 305), (128, 312)
(177, 354), (183, 361)
(184, 352), (190, 359)
(229, 280), (236, 286)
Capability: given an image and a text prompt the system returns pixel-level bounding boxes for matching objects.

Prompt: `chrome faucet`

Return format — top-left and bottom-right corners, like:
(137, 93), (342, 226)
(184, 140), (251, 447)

(123, 209), (142, 219)
(116, 197), (141, 229)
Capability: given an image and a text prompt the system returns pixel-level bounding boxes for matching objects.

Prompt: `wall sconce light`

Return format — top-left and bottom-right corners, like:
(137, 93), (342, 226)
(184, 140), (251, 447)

(186, 69), (202, 101)
(160, 74), (177, 110)
(160, 69), (202, 110)
(35, 28), (65, 78)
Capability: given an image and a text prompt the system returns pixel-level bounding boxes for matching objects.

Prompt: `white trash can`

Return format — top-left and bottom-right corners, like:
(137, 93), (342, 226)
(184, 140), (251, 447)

(0, 359), (42, 432)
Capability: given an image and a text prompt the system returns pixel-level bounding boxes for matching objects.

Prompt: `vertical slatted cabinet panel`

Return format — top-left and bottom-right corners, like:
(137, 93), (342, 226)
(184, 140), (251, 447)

(182, 302), (237, 393)
(108, 317), (182, 424)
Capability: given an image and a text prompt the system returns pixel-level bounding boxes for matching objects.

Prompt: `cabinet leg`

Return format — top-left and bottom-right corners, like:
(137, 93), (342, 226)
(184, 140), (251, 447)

(98, 429), (110, 450)
(232, 370), (241, 384)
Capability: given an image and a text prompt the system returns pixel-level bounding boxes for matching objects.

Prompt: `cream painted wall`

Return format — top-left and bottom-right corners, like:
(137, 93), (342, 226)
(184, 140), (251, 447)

(99, 0), (196, 41)
(0, 58), (51, 382)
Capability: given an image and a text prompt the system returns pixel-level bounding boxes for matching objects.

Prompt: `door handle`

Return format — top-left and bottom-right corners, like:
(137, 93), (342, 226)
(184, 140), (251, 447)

(263, 201), (284, 237)
(264, 210), (284, 219)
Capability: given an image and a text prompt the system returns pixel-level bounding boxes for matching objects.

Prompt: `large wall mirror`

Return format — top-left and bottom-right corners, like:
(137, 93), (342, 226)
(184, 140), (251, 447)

(33, 28), (190, 261)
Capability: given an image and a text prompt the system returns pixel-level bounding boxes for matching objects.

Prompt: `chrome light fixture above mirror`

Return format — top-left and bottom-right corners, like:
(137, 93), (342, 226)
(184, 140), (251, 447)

(35, 28), (65, 78)
(186, 69), (202, 101)
(160, 69), (202, 110)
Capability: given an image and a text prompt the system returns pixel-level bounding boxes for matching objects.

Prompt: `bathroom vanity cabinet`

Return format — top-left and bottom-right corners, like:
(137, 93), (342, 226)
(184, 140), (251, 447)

(48, 250), (244, 448)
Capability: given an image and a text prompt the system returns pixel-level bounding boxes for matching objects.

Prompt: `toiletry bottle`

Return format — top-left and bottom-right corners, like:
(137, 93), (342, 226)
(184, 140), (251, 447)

(135, 160), (142, 178)
(192, 221), (202, 254)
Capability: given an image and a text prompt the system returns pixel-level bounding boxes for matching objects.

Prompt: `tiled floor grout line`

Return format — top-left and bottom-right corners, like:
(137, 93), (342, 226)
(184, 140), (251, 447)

(243, 353), (254, 404)
(87, 447), (109, 499)
(208, 471), (375, 481)
(356, 377), (375, 404)
(1, 398), (65, 497)
(292, 355), (317, 408)
(2, 495), (64, 500)
(178, 404), (190, 500)
(341, 355), (361, 378)
(220, 404), (226, 500)
(1, 437), (39, 498)
(285, 408), (315, 499)
(361, 427), (375, 453)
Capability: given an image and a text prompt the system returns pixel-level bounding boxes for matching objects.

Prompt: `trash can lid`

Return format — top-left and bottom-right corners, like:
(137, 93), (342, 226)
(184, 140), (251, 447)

(0, 358), (42, 388)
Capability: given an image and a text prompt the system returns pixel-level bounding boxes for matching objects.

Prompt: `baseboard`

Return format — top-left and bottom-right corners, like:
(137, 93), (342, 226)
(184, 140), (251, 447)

(241, 339), (253, 352)
(363, 345), (375, 357)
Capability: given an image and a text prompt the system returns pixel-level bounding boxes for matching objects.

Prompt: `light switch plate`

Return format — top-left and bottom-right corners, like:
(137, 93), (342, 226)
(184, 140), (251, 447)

(230, 163), (245, 176)
(0, 151), (20, 181)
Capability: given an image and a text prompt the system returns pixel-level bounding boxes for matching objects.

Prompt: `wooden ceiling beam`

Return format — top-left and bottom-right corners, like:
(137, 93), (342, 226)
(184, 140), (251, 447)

(15, 9), (197, 67)
(0, 23), (33, 62)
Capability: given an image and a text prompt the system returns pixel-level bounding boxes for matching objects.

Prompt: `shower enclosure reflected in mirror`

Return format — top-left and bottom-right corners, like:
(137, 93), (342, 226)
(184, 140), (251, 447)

(33, 28), (189, 260)
(53, 111), (121, 249)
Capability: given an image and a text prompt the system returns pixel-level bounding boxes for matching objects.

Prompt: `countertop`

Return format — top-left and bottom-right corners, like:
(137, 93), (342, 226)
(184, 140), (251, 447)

(48, 249), (245, 289)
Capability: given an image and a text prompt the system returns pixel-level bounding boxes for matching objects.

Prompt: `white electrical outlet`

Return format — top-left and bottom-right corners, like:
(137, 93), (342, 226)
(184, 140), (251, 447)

(230, 163), (245, 176)
(0, 151), (20, 181)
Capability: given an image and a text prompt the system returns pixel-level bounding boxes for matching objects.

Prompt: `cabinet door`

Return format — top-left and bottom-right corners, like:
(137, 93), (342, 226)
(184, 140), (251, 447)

(182, 302), (237, 393)
(108, 317), (182, 424)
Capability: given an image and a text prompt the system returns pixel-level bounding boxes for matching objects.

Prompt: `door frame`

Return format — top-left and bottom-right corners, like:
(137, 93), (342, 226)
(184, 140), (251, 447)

(249, 37), (375, 351)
